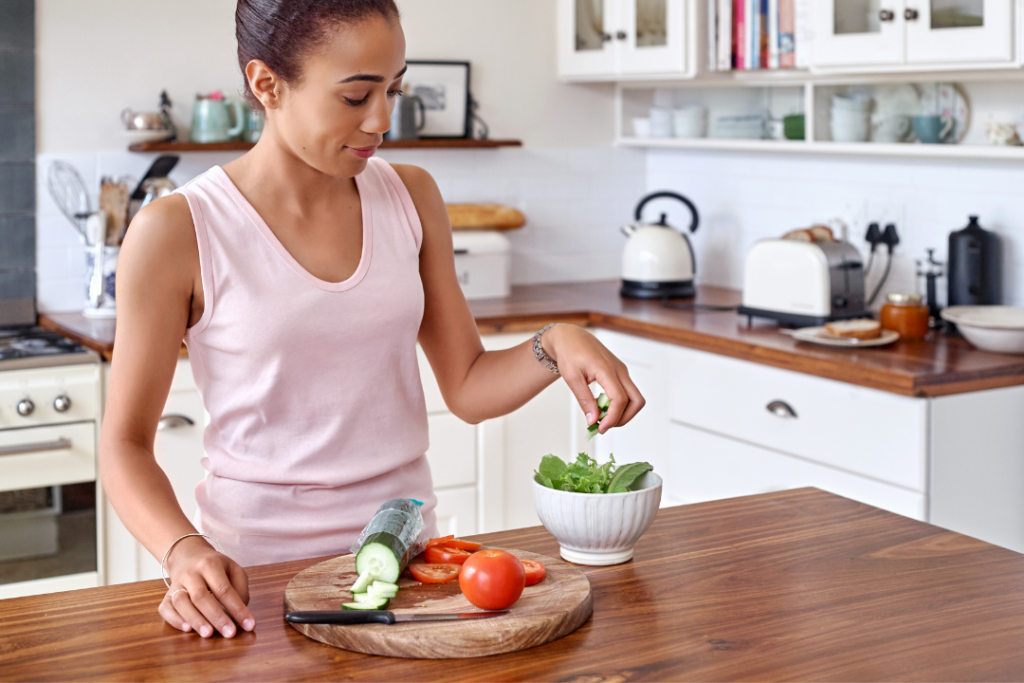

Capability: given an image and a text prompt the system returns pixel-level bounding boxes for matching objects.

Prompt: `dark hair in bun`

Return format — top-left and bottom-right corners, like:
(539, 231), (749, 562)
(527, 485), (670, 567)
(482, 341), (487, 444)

(236, 0), (400, 109)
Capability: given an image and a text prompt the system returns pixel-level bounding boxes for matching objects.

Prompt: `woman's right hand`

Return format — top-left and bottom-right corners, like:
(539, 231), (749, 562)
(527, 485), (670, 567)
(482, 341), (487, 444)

(158, 536), (256, 638)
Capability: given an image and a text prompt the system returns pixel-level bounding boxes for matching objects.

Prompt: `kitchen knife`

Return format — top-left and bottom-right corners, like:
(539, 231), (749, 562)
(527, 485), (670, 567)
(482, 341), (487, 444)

(285, 610), (509, 625)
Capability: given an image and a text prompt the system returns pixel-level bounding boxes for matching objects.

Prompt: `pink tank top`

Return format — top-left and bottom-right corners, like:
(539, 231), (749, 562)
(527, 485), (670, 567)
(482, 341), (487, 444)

(176, 158), (438, 567)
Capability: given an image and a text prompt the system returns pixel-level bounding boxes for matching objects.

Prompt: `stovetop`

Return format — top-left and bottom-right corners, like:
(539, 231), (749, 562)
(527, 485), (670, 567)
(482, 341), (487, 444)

(0, 327), (99, 371)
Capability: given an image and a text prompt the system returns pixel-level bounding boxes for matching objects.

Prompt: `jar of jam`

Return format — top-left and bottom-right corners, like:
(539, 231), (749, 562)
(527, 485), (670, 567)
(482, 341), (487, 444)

(880, 293), (930, 340)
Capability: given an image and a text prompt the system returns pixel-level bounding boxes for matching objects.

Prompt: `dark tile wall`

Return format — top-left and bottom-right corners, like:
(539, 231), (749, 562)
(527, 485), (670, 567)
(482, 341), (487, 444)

(0, 0), (36, 325)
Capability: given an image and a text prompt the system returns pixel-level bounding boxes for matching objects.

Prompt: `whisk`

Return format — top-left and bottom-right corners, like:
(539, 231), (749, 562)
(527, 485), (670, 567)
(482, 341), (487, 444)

(46, 161), (92, 241)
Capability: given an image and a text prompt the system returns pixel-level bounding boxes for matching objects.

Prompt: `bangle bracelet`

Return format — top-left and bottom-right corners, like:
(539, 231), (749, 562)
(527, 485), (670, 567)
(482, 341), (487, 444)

(161, 533), (224, 588)
(533, 323), (561, 375)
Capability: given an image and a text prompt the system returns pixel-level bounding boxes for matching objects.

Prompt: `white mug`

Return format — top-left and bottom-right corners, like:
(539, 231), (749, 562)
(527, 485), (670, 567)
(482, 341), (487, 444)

(649, 107), (674, 138)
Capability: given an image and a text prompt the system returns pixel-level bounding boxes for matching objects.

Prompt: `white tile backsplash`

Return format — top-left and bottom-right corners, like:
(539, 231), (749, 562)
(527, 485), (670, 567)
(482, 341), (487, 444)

(647, 149), (1024, 307)
(35, 147), (646, 311)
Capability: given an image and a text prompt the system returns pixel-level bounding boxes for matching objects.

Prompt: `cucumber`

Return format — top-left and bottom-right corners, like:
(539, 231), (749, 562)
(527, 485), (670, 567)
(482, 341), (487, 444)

(372, 580), (399, 592)
(354, 502), (421, 583)
(368, 586), (398, 600)
(341, 597), (390, 610)
(596, 393), (611, 410)
(350, 570), (375, 594)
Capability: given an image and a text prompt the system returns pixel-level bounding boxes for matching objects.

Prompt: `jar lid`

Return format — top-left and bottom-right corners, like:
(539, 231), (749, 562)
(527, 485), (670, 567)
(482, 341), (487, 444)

(886, 293), (923, 304)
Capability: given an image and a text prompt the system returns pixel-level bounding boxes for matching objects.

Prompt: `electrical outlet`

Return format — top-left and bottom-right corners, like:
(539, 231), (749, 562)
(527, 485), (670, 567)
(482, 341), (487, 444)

(838, 200), (868, 242)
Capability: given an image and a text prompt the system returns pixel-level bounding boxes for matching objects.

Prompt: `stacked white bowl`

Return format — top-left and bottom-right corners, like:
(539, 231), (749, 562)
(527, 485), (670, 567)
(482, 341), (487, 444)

(673, 105), (708, 139)
(831, 93), (873, 143)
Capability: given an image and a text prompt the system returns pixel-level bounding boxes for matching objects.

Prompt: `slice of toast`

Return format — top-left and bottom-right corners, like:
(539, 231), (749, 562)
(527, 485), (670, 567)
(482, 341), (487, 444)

(809, 225), (835, 242)
(782, 228), (814, 242)
(824, 319), (881, 340)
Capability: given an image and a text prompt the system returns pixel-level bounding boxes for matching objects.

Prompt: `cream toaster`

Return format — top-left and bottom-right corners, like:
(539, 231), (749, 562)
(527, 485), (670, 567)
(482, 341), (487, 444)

(737, 239), (869, 327)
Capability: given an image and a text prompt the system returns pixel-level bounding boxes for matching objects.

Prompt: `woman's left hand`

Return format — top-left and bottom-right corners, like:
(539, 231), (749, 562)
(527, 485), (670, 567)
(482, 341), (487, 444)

(542, 325), (646, 434)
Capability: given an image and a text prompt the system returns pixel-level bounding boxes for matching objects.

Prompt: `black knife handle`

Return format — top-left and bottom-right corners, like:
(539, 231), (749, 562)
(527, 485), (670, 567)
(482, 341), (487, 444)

(286, 610), (396, 625)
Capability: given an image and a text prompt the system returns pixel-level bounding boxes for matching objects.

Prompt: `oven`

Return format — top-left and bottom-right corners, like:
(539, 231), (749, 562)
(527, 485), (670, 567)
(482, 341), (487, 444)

(0, 332), (102, 600)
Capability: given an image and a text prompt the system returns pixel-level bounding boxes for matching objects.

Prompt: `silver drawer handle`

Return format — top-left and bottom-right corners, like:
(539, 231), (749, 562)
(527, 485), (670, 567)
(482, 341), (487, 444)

(0, 438), (73, 458)
(767, 401), (798, 419)
(158, 414), (195, 431)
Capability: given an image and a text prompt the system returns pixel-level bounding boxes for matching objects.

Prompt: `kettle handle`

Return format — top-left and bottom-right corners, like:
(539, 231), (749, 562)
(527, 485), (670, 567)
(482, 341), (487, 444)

(634, 191), (699, 234)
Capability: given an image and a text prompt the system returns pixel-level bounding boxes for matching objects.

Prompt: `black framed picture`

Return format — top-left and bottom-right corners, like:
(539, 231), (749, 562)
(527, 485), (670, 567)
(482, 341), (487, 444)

(405, 60), (471, 138)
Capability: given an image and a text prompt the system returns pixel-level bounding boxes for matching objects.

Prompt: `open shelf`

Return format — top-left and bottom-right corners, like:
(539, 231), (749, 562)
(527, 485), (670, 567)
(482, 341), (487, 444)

(127, 138), (523, 153)
(618, 136), (1024, 160)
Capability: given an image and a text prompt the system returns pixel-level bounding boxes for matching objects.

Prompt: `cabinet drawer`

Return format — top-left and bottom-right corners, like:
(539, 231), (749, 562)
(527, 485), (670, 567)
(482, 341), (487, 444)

(426, 414), (476, 489)
(669, 346), (927, 491)
(669, 422), (925, 520)
(0, 422), (96, 491)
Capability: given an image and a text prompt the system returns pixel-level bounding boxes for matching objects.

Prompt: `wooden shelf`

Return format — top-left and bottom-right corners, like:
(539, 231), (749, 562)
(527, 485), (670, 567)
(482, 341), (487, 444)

(617, 136), (1024, 161)
(128, 138), (522, 153)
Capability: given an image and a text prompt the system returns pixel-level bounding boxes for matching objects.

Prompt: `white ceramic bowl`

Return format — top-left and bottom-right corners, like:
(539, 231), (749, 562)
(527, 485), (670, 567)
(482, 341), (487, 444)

(532, 472), (662, 566)
(941, 306), (1024, 354)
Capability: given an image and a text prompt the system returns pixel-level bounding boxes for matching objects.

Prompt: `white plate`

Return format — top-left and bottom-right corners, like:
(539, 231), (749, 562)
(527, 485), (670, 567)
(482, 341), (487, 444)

(918, 83), (971, 143)
(123, 129), (174, 143)
(786, 326), (900, 348)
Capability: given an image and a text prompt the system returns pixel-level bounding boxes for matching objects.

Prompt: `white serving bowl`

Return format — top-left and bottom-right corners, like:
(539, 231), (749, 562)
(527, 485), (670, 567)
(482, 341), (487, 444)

(941, 306), (1024, 354)
(532, 472), (662, 566)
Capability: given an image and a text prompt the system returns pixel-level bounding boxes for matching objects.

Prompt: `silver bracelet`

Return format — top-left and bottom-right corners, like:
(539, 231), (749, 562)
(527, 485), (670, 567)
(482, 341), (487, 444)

(161, 533), (224, 588)
(533, 323), (561, 375)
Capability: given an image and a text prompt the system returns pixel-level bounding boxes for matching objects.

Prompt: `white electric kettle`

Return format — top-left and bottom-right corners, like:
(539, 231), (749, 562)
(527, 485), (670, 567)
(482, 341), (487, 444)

(620, 191), (699, 299)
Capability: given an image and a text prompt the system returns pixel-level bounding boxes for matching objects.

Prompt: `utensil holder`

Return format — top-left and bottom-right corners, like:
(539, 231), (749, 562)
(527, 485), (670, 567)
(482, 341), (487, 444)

(83, 246), (119, 319)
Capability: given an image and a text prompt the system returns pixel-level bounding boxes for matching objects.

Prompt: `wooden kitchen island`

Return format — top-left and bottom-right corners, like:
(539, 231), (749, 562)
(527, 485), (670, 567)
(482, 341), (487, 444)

(3, 488), (1024, 682)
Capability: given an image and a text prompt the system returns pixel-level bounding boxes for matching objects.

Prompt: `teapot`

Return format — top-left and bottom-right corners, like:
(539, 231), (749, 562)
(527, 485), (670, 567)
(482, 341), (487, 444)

(620, 191), (700, 299)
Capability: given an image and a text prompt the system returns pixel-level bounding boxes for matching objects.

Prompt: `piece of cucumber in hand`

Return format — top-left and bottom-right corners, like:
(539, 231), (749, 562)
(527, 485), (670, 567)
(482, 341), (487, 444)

(586, 393), (611, 441)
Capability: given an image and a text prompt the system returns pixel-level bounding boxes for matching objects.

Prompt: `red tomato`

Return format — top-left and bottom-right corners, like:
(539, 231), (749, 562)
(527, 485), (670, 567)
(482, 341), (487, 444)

(459, 549), (526, 610)
(445, 539), (482, 552)
(409, 563), (461, 584)
(426, 535), (454, 548)
(425, 545), (473, 565)
(521, 559), (546, 586)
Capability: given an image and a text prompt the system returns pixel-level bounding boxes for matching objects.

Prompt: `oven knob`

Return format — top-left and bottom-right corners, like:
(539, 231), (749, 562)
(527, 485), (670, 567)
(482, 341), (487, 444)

(17, 398), (35, 417)
(54, 395), (72, 413)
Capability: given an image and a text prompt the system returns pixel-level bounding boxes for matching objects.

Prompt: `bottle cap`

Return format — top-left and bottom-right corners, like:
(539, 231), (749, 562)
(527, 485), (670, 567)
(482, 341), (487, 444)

(886, 293), (923, 305)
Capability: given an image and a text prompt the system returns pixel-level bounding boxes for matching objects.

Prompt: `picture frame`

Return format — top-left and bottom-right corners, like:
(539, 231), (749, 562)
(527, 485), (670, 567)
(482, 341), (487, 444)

(404, 60), (471, 138)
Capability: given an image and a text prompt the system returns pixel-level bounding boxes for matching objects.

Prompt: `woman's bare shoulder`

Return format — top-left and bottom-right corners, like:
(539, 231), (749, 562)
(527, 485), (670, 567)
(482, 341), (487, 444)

(389, 163), (448, 233)
(118, 193), (199, 295)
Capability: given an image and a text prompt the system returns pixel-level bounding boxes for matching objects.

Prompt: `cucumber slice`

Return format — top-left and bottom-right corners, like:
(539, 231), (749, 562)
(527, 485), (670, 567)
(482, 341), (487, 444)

(341, 597), (390, 610)
(350, 570), (375, 594)
(372, 580), (399, 592)
(596, 393), (611, 410)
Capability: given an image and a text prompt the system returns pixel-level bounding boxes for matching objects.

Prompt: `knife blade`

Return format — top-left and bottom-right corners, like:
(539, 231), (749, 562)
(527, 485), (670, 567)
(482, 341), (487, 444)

(285, 610), (510, 626)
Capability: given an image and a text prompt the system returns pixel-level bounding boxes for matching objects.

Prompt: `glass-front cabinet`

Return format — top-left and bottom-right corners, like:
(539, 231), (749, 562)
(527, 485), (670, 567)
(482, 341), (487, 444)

(813, 0), (1013, 69)
(558, 0), (687, 80)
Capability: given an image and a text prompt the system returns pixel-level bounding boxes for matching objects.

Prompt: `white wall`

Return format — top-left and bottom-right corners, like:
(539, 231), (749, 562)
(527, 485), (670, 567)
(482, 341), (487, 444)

(35, 0), (614, 152)
(647, 149), (1024, 307)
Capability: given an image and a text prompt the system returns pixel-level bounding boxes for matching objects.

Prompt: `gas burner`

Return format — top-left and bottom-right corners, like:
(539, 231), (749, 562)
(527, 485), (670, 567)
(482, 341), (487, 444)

(0, 327), (97, 370)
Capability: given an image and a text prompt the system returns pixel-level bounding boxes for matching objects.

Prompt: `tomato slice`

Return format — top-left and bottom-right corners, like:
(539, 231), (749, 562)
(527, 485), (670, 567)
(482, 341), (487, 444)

(425, 545), (473, 565)
(426, 535), (455, 548)
(445, 539), (483, 552)
(522, 559), (546, 586)
(409, 563), (461, 584)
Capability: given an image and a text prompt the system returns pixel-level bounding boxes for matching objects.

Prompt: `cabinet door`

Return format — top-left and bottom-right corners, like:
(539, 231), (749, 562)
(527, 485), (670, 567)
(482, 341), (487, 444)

(905, 0), (1012, 64)
(558, 0), (619, 78)
(434, 486), (478, 537)
(812, 0), (907, 67)
(153, 390), (207, 524)
(619, 0), (687, 75)
(669, 422), (926, 520)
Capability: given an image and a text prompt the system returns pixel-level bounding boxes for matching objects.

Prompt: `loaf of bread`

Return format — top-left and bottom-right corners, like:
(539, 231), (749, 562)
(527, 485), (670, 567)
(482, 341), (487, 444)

(824, 319), (882, 340)
(446, 204), (526, 231)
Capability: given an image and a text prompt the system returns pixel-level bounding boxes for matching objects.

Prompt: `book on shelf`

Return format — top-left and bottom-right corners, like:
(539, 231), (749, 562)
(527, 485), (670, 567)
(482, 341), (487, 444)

(717, 0), (800, 72)
(745, 0), (758, 69)
(717, 0), (733, 71)
(735, 0), (746, 69)
(779, 0), (795, 68)
(794, 0), (811, 68)
(768, 0), (780, 69)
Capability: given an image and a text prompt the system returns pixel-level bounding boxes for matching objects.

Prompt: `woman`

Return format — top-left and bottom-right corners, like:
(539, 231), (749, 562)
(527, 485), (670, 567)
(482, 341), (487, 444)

(100, 0), (644, 640)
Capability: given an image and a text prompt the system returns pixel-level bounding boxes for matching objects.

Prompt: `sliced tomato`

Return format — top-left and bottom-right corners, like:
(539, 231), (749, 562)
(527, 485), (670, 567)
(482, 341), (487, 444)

(425, 545), (473, 565)
(409, 563), (461, 584)
(445, 539), (483, 552)
(522, 559), (546, 586)
(426, 535), (455, 548)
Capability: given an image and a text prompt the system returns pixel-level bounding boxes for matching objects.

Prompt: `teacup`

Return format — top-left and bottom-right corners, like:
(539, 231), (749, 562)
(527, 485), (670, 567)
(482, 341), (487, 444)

(913, 115), (954, 144)
(872, 114), (912, 143)
(986, 122), (1022, 146)
(673, 106), (707, 139)
(831, 109), (870, 142)
(649, 107), (674, 138)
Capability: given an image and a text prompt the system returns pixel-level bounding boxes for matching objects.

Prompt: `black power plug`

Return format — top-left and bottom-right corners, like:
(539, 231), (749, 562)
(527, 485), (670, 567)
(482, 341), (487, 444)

(865, 222), (883, 249)
(881, 223), (900, 252)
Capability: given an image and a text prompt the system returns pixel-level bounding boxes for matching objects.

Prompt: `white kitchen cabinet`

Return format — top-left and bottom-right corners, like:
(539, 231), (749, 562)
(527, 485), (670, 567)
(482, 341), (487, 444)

(669, 422), (926, 519)
(433, 486), (478, 537)
(558, 0), (690, 80)
(812, 0), (1014, 70)
(104, 358), (206, 584)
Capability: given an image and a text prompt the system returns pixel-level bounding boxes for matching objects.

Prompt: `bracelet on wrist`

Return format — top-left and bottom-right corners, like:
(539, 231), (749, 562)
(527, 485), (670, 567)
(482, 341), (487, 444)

(161, 533), (223, 588)
(533, 323), (561, 375)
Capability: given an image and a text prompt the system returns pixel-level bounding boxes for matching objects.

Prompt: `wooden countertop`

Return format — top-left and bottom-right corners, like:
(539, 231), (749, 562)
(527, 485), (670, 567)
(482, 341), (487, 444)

(40, 280), (1024, 397)
(4, 489), (1024, 681)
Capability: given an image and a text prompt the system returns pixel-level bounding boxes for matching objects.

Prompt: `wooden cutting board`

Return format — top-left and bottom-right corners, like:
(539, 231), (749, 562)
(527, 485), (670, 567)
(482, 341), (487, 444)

(284, 548), (592, 659)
